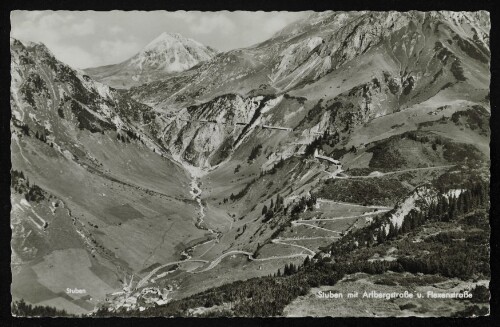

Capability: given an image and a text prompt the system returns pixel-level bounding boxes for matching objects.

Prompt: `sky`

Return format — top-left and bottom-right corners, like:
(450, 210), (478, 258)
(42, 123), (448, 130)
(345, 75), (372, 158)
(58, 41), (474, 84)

(11, 11), (308, 69)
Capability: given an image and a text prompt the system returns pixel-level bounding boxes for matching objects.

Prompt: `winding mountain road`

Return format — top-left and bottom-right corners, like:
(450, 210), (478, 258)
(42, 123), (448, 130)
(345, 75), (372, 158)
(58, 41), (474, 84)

(317, 198), (393, 210)
(136, 259), (209, 289)
(194, 250), (311, 274)
(291, 220), (344, 234)
(334, 165), (456, 179)
(272, 239), (315, 256)
(295, 210), (390, 223)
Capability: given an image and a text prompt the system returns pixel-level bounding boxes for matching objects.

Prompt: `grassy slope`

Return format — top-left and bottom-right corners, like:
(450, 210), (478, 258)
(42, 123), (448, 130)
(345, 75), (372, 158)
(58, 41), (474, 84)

(98, 175), (488, 317)
(10, 130), (204, 312)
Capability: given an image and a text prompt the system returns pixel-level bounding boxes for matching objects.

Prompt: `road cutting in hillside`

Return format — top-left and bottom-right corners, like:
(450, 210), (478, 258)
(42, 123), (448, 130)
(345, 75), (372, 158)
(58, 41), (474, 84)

(333, 165), (456, 179)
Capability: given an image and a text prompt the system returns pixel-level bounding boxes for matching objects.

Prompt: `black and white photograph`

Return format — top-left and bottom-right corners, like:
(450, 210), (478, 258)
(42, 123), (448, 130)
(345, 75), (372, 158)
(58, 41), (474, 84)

(9, 9), (491, 318)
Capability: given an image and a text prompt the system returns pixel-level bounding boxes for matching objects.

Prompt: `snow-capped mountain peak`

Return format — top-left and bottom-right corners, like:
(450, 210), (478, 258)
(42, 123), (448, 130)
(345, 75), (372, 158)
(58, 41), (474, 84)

(142, 32), (207, 52)
(130, 32), (217, 72)
(85, 32), (218, 89)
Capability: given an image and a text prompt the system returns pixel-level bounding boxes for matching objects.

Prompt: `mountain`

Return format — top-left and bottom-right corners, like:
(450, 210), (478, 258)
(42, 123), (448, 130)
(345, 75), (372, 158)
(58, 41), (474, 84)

(114, 10), (490, 316)
(11, 10), (490, 317)
(84, 32), (218, 89)
(128, 11), (490, 171)
(128, 11), (489, 109)
(10, 37), (203, 314)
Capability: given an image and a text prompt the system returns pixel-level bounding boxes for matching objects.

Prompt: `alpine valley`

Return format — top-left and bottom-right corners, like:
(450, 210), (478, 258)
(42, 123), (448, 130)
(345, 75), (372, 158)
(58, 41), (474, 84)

(10, 11), (491, 317)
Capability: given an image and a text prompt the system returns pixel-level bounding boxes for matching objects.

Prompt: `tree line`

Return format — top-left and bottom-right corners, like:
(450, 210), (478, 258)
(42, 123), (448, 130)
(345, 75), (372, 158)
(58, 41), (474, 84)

(11, 169), (46, 203)
(11, 299), (75, 317)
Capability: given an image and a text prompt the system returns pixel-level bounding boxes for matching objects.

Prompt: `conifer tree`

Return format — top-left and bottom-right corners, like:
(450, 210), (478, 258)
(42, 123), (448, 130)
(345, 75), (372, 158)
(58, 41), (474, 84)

(377, 227), (386, 244)
(388, 221), (397, 239)
(262, 205), (268, 216)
